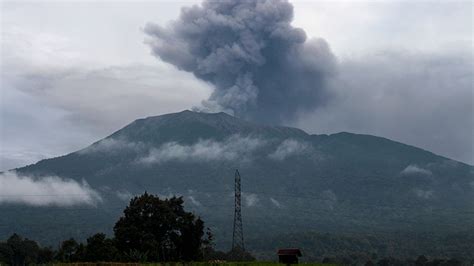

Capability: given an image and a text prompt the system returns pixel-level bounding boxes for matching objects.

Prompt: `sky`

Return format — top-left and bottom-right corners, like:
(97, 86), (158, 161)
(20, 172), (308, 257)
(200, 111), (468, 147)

(1, 0), (473, 172)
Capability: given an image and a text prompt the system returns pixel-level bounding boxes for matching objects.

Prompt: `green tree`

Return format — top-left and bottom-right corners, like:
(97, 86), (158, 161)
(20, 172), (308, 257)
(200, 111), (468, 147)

(55, 238), (79, 262)
(113, 192), (206, 262)
(37, 246), (55, 264)
(202, 228), (218, 260)
(0, 234), (39, 266)
(84, 233), (119, 262)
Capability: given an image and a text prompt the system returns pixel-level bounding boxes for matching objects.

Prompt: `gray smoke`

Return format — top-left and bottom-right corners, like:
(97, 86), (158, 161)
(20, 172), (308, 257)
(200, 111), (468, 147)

(145, 0), (336, 124)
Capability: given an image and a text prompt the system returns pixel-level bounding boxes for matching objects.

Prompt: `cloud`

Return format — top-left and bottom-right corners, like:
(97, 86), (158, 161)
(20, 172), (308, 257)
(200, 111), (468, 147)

(2, 0), (472, 173)
(243, 193), (259, 207)
(268, 139), (311, 160)
(269, 197), (282, 208)
(187, 196), (202, 207)
(115, 190), (133, 201)
(145, 0), (336, 124)
(78, 138), (143, 155)
(401, 165), (432, 176)
(291, 1), (471, 56)
(0, 150), (53, 172)
(0, 171), (101, 206)
(1, 25), (211, 171)
(295, 51), (473, 165)
(139, 135), (265, 164)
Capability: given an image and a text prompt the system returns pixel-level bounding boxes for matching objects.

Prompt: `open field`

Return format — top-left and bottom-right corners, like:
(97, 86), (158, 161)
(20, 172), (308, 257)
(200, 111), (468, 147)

(52, 263), (333, 266)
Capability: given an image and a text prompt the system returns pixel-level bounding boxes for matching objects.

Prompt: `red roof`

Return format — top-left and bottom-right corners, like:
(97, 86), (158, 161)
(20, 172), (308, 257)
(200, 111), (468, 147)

(277, 248), (302, 256)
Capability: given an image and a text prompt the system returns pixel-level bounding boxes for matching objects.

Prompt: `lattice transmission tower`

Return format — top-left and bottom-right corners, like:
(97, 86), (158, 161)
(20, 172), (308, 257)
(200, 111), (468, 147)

(232, 169), (245, 251)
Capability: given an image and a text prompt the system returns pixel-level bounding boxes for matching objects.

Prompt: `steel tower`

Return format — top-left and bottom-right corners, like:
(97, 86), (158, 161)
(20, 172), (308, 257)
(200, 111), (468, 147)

(232, 169), (245, 251)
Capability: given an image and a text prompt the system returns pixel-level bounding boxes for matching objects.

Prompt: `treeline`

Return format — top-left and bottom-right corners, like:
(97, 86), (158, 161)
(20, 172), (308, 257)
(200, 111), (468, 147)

(249, 231), (474, 264)
(0, 232), (253, 265)
(0, 193), (254, 265)
(0, 232), (468, 266)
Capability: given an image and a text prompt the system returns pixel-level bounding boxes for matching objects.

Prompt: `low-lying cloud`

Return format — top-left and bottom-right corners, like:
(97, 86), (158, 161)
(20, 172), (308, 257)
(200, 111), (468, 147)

(269, 139), (311, 160)
(83, 136), (315, 165)
(139, 135), (265, 164)
(401, 164), (432, 176)
(0, 171), (101, 206)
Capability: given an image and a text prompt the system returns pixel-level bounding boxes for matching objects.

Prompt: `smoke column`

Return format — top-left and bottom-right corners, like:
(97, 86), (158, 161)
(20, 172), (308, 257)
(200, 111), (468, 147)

(145, 0), (336, 124)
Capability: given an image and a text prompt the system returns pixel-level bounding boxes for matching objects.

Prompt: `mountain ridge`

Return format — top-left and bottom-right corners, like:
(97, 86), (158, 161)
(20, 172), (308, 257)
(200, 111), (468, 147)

(15, 110), (467, 170)
(2, 110), (473, 251)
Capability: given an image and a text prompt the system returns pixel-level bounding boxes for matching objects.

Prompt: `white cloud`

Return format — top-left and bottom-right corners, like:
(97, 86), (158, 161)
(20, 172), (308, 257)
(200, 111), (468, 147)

(139, 135), (265, 164)
(243, 193), (259, 207)
(1, 20), (211, 171)
(270, 197), (282, 208)
(401, 165), (432, 176)
(187, 196), (202, 207)
(292, 1), (471, 56)
(268, 139), (311, 160)
(0, 171), (101, 206)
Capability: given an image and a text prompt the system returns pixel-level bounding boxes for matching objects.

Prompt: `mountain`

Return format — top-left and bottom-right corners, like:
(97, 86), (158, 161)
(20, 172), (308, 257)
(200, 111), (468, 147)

(1, 110), (473, 256)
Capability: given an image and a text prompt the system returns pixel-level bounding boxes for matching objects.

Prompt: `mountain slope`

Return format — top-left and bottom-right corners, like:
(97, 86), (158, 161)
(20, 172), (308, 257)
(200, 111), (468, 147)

(2, 110), (473, 251)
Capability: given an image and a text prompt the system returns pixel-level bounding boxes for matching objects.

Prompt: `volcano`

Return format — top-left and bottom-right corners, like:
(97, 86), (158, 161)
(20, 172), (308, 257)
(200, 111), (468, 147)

(2, 110), (473, 254)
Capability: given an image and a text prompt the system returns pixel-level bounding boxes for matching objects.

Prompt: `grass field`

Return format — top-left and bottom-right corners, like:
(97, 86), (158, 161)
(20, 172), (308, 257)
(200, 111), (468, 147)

(52, 262), (334, 266)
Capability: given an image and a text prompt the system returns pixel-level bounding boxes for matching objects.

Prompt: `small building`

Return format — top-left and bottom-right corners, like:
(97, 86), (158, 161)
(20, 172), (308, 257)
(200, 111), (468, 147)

(277, 248), (302, 264)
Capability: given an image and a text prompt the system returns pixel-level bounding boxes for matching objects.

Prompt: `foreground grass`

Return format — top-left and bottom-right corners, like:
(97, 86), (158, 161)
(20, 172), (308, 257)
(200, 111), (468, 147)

(53, 262), (333, 266)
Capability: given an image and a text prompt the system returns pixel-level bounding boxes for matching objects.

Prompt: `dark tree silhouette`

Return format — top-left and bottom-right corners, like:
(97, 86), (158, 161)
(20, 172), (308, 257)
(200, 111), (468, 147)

(84, 233), (119, 262)
(0, 234), (39, 266)
(113, 192), (206, 262)
(415, 255), (428, 266)
(37, 246), (55, 264)
(55, 238), (79, 262)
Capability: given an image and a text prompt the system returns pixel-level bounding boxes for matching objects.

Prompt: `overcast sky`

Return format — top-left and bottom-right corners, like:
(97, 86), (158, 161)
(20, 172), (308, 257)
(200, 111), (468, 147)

(1, 0), (472, 171)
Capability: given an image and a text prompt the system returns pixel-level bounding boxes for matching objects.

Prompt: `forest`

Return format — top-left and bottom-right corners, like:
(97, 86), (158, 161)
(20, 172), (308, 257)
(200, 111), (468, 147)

(1, 193), (472, 266)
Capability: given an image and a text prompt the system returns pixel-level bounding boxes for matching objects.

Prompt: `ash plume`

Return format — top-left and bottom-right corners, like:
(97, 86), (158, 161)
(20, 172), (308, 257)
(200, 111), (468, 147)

(145, 0), (336, 124)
